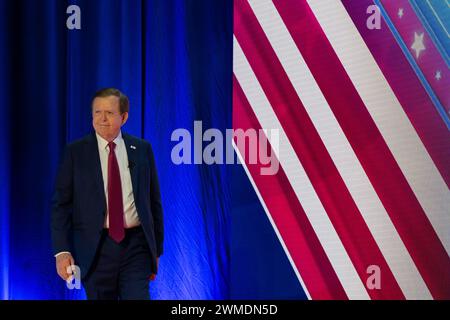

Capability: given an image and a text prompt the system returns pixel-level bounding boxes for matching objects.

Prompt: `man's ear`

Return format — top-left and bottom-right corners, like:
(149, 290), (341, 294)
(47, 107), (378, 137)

(121, 112), (129, 126)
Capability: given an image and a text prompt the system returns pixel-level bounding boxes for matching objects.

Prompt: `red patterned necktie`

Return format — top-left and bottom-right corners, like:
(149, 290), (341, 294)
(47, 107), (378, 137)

(107, 141), (125, 243)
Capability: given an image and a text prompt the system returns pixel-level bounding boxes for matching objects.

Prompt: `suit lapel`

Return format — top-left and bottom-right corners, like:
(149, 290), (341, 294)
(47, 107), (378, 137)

(86, 132), (107, 212)
(123, 133), (139, 201)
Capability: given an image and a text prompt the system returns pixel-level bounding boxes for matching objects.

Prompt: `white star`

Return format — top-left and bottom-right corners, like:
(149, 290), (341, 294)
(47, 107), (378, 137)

(435, 70), (442, 80)
(398, 8), (404, 18)
(411, 32), (425, 59)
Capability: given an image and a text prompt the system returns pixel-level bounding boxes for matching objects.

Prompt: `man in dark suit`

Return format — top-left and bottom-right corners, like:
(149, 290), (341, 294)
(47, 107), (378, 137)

(51, 88), (163, 300)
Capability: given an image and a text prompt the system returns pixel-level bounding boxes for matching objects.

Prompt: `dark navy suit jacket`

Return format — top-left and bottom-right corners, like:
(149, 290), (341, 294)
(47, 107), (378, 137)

(51, 132), (164, 278)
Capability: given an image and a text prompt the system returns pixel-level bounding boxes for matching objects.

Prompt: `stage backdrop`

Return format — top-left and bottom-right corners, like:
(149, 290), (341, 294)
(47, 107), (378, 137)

(233, 0), (449, 299)
(0, 0), (303, 300)
(0, 0), (234, 300)
(1, 0), (449, 300)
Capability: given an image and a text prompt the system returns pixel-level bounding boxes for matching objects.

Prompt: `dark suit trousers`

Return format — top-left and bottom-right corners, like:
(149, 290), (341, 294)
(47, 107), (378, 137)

(82, 226), (152, 300)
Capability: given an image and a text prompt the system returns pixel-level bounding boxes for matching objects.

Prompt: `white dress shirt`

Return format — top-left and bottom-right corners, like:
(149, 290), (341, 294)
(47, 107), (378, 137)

(55, 131), (140, 258)
(96, 131), (140, 229)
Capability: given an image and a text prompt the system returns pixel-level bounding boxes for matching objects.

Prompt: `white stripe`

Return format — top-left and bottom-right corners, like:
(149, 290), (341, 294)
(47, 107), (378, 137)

(309, 0), (450, 261)
(248, 0), (432, 300)
(232, 141), (312, 300)
(233, 37), (370, 300)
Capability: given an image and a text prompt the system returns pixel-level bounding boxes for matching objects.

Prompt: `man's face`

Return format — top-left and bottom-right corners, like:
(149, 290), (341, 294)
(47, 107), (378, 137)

(92, 96), (128, 141)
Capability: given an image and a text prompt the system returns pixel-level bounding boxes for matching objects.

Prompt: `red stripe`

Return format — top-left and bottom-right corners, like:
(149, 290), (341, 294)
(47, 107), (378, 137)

(234, 0), (405, 299)
(273, 0), (450, 299)
(233, 75), (347, 300)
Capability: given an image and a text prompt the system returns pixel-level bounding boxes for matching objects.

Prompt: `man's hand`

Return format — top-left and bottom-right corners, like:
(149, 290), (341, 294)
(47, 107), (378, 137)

(149, 257), (160, 281)
(56, 253), (75, 281)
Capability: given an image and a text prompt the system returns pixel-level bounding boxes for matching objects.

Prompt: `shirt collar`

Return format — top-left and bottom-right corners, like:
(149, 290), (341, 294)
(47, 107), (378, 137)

(96, 131), (123, 151)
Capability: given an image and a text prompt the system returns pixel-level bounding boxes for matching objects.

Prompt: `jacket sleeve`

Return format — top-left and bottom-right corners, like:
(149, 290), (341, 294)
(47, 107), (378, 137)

(147, 142), (164, 257)
(51, 145), (74, 255)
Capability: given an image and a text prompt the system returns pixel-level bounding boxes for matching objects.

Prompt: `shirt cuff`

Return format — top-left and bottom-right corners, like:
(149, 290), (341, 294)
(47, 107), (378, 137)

(54, 251), (71, 258)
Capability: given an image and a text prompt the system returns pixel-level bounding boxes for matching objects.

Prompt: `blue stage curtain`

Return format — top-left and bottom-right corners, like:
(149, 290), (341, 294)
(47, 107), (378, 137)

(0, 0), (232, 299)
(143, 0), (232, 299)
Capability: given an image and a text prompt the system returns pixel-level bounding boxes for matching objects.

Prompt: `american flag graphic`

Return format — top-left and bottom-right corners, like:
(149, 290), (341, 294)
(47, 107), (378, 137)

(232, 0), (449, 299)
